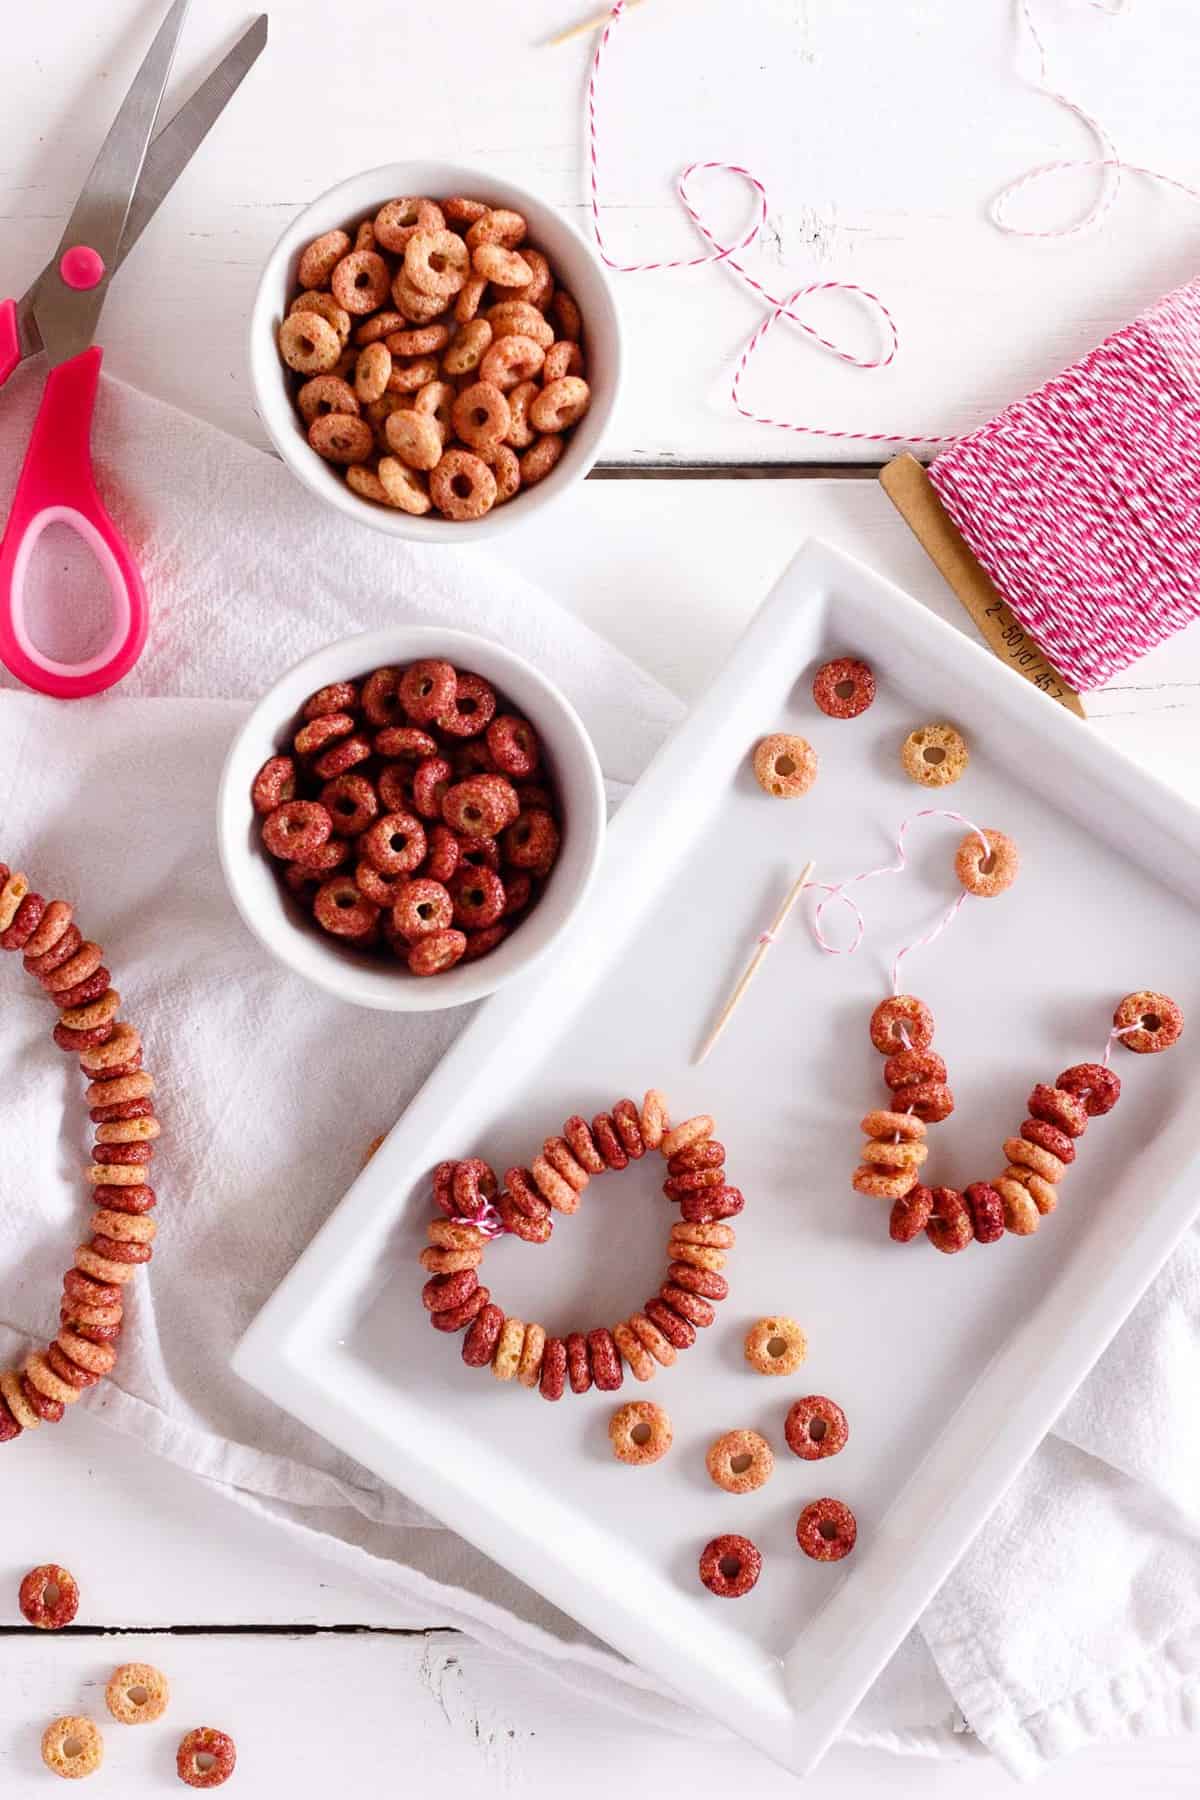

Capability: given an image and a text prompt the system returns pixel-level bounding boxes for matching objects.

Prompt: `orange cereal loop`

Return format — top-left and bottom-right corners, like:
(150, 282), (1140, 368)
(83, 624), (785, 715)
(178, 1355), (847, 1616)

(472, 243), (533, 288)
(511, 247), (554, 310)
(659, 1115), (714, 1159)
(530, 1154), (580, 1213)
(670, 1218), (735, 1248)
(297, 375), (360, 425)
(1, 1366), (41, 1429)
(492, 1315), (525, 1381)
(519, 433), (564, 487)
(869, 994), (934, 1055)
(455, 276), (489, 324)
(552, 289), (583, 340)
(852, 1163), (918, 1200)
(90, 1209), (156, 1244)
(627, 1311), (676, 1367)
(901, 722), (968, 788)
(860, 1109), (927, 1142)
(640, 1089), (668, 1151)
(1113, 989), (1184, 1054)
(356, 309), (406, 345)
(331, 249), (391, 315)
(466, 209), (527, 250)
(346, 465), (391, 507)
(387, 354), (441, 395)
(452, 382), (511, 453)
(480, 333), (545, 391)
(430, 449), (497, 521)
(1003, 1136), (1066, 1184)
(105, 1662), (170, 1726)
(752, 733), (818, 798)
(378, 458), (433, 515)
(442, 318), (493, 377)
(612, 1321), (655, 1382)
(278, 309), (341, 375)
(384, 408), (443, 471)
(391, 270), (449, 323)
(487, 300), (554, 349)
(743, 1315), (806, 1375)
(388, 323), (450, 358)
(609, 1400), (673, 1465)
(543, 340), (585, 382)
(375, 196), (445, 252)
(955, 827), (1020, 898)
(505, 381), (539, 448)
(530, 377), (591, 433)
(706, 1427), (773, 1493)
(74, 1244), (139, 1285)
(404, 228), (470, 299)
(667, 1240), (727, 1274)
(0, 870), (29, 930)
(516, 1321), (546, 1388)
(355, 341), (392, 403)
(289, 290), (352, 343)
(42, 1716), (104, 1780)
(414, 378), (455, 439)
(443, 196), (489, 225)
(427, 1218), (486, 1252)
(23, 899), (73, 958)
(490, 444), (521, 505)
(861, 1138), (928, 1170)
(418, 1245), (481, 1275)
(354, 218), (376, 251)
(1003, 1164), (1058, 1214)
(297, 228), (352, 289)
(995, 1176), (1040, 1234)
(308, 412), (374, 465)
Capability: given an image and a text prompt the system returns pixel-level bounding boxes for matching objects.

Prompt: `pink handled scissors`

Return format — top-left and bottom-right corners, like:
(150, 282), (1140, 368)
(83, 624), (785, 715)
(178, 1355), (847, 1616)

(0, 1), (267, 699)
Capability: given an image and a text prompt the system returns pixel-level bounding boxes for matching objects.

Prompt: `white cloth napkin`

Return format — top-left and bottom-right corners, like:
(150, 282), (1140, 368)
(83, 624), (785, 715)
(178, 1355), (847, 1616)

(0, 372), (1195, 1778)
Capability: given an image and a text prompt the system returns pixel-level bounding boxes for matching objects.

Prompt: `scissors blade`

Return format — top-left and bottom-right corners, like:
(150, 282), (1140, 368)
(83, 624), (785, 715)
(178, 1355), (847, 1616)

(14, 15), (269, 367)
(30, 0), (192, 366)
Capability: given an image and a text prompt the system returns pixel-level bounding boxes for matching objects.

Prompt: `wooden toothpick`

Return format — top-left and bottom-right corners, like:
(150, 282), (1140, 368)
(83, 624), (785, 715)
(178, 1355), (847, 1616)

(544, 0), (645, 49)
(693, 861), (816, 1065)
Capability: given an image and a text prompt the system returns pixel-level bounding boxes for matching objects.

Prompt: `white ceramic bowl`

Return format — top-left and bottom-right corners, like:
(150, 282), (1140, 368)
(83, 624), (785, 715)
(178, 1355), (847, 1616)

(249, 162), (622, 541)
(217, 628), (606, 1011)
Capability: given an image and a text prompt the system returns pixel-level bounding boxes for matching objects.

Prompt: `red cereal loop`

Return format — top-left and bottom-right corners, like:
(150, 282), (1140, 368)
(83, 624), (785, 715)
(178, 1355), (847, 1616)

(451, 868), (506, 929)
(464, 923), (508, 961)
(437, 672), (497, 739)
(53, 967), (112, 1010)
(90, 1097), (154, 1125)
(47, 1342), (100, 1387)
(590, 1113), (628, 1171)
(412, 756), (453, 819)
(354, 860), (408, 908)
(566, 1332), (592, 1393)
(925, 1186), (973, 1254)
(679, 1185), (745, 1225)
(357, 666), (402, 728)
(21, 1374), (65, 1422)
(23, 899), (73, 960)
(314, 877), (379, 939)
(666, 1260), (728, 1300)
(662, 1169), (724, 1199)
(363, 811), (427, 876)
(486, 715), (539, 778)
(64, 1268), (121, 1307)
(312, 732), (372, 780)
(812, 657), (876, 719)
(452, 1158), (497, 1220)
(262, 800), (332, 863)
(611, 1099), (645, 1160)
(643, 1296), (696, 1350)
(1055, 1063), (1121, 1116)
(796, 1498), (857, 1562)
(251, 756), (296, 815)
(397, 659), (457, 724)
(502, 810), (560, 875)
(1112, 990), (1184, 1055)
(587, 1327), (623, 1391)
(303, 681), (359, 719)
(176, 1727), (237, 1790)
(503, 1167), (548, 1220)
(422, 1269), (479, 1312)
(667, 1140), (725, 1174)
(955, 827), (1021, 899)
(394, 878), (453, 941)
(501, 874), (533, 919)
(883, 1047), (947, 1091)
(321, 772), (378, 836)
(1, 890), (46, 951)
(0, 1394), (21, 1442)
(1028, 1083), (1088, 1137)
(443, 773), (519, 839)
(294, 712), (355, 758)
(375, 726), (438, 761)
(430, 1285), (490, 1332)
(889, 1184), (933, 1242)
(563, 1116), (606, 1174)
(497, 1191), (553, 1242)
(698, 1533), (761, 1598)
(26, 922), (82, 976)
(426, 825), (460, 884)
(898, 1080), (955, 1123)
(539, 1336), (568, 1401)
(19, 1564), (80, 1628)
(963, 1181), (1005, 1244)
(870, 994), (935, 1054)
(659, 1283), (714, 1329)
(462, 1301), (505, 1368)
(431, 1161), (459, 1218)
(1020, 1118), (1076, 1163)
(458, 835), (500, 873)
(785, 1395), (849, 1460)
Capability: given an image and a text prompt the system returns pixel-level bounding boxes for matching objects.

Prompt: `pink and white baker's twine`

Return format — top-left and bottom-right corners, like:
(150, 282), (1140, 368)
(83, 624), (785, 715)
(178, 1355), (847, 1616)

(807, 810), (991, 996)
(586, 2), (950, 446)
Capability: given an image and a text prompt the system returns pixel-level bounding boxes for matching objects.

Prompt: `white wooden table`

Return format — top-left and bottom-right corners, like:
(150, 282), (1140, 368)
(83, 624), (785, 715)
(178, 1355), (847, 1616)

(3, 2), (1200, 1792)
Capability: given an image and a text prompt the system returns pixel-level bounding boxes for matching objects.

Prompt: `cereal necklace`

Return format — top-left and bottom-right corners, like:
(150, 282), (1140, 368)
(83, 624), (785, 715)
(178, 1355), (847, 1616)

(810, 816), (1184, 1251)
(420, 1094), (744, 1396)
(0, 866), (159, 1442)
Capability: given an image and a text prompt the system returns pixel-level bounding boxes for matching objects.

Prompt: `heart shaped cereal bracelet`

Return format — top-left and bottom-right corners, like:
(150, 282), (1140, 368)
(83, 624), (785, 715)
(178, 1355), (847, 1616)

(0, 865), (159, 1443)
(419, 1092), (744, 1397)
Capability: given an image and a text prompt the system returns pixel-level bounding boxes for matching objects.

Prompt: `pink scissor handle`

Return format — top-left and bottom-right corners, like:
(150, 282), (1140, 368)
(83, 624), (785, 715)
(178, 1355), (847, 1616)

(0, 343), (147, 698)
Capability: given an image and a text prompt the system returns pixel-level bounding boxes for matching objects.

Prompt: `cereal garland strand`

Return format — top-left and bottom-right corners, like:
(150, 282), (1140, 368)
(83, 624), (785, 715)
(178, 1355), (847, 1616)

(420, 1092), (745, 1396)
(0, 865), (159, 1444)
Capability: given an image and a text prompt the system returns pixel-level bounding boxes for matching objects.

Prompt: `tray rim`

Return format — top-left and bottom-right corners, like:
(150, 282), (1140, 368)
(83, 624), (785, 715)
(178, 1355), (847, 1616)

(233, 537), (1200, 1775)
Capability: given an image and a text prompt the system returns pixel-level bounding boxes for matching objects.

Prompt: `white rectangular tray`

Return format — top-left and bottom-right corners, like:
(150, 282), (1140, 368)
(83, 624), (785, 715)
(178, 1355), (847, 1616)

(234, 541), (1200, 1777)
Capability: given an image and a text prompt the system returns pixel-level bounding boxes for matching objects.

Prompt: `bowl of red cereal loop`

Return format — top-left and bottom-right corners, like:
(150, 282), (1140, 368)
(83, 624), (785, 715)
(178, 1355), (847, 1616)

(249, 162), (622, 540)
(217, 628), (606, 1010)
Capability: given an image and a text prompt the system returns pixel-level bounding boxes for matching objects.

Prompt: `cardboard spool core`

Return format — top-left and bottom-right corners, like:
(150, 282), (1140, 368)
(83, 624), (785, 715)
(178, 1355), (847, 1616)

(880, 454), (1086, 720)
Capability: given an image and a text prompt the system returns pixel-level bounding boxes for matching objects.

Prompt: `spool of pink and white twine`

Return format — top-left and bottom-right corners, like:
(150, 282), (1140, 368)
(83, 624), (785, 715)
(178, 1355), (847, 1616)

(586, 0), (1200, 695)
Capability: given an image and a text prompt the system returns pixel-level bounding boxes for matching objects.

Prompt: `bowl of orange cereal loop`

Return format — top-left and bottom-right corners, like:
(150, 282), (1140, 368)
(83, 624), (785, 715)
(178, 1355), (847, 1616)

(250, 163), (622, 540)
(217, 627), (606, 1011)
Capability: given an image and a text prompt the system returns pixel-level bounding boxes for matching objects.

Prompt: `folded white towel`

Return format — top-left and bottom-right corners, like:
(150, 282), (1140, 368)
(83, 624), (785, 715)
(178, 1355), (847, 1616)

(0, 371), (1195, 1777)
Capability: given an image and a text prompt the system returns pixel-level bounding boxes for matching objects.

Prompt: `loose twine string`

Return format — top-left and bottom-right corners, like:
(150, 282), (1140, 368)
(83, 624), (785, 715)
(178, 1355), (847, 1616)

(587, 0), (1200, 693)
